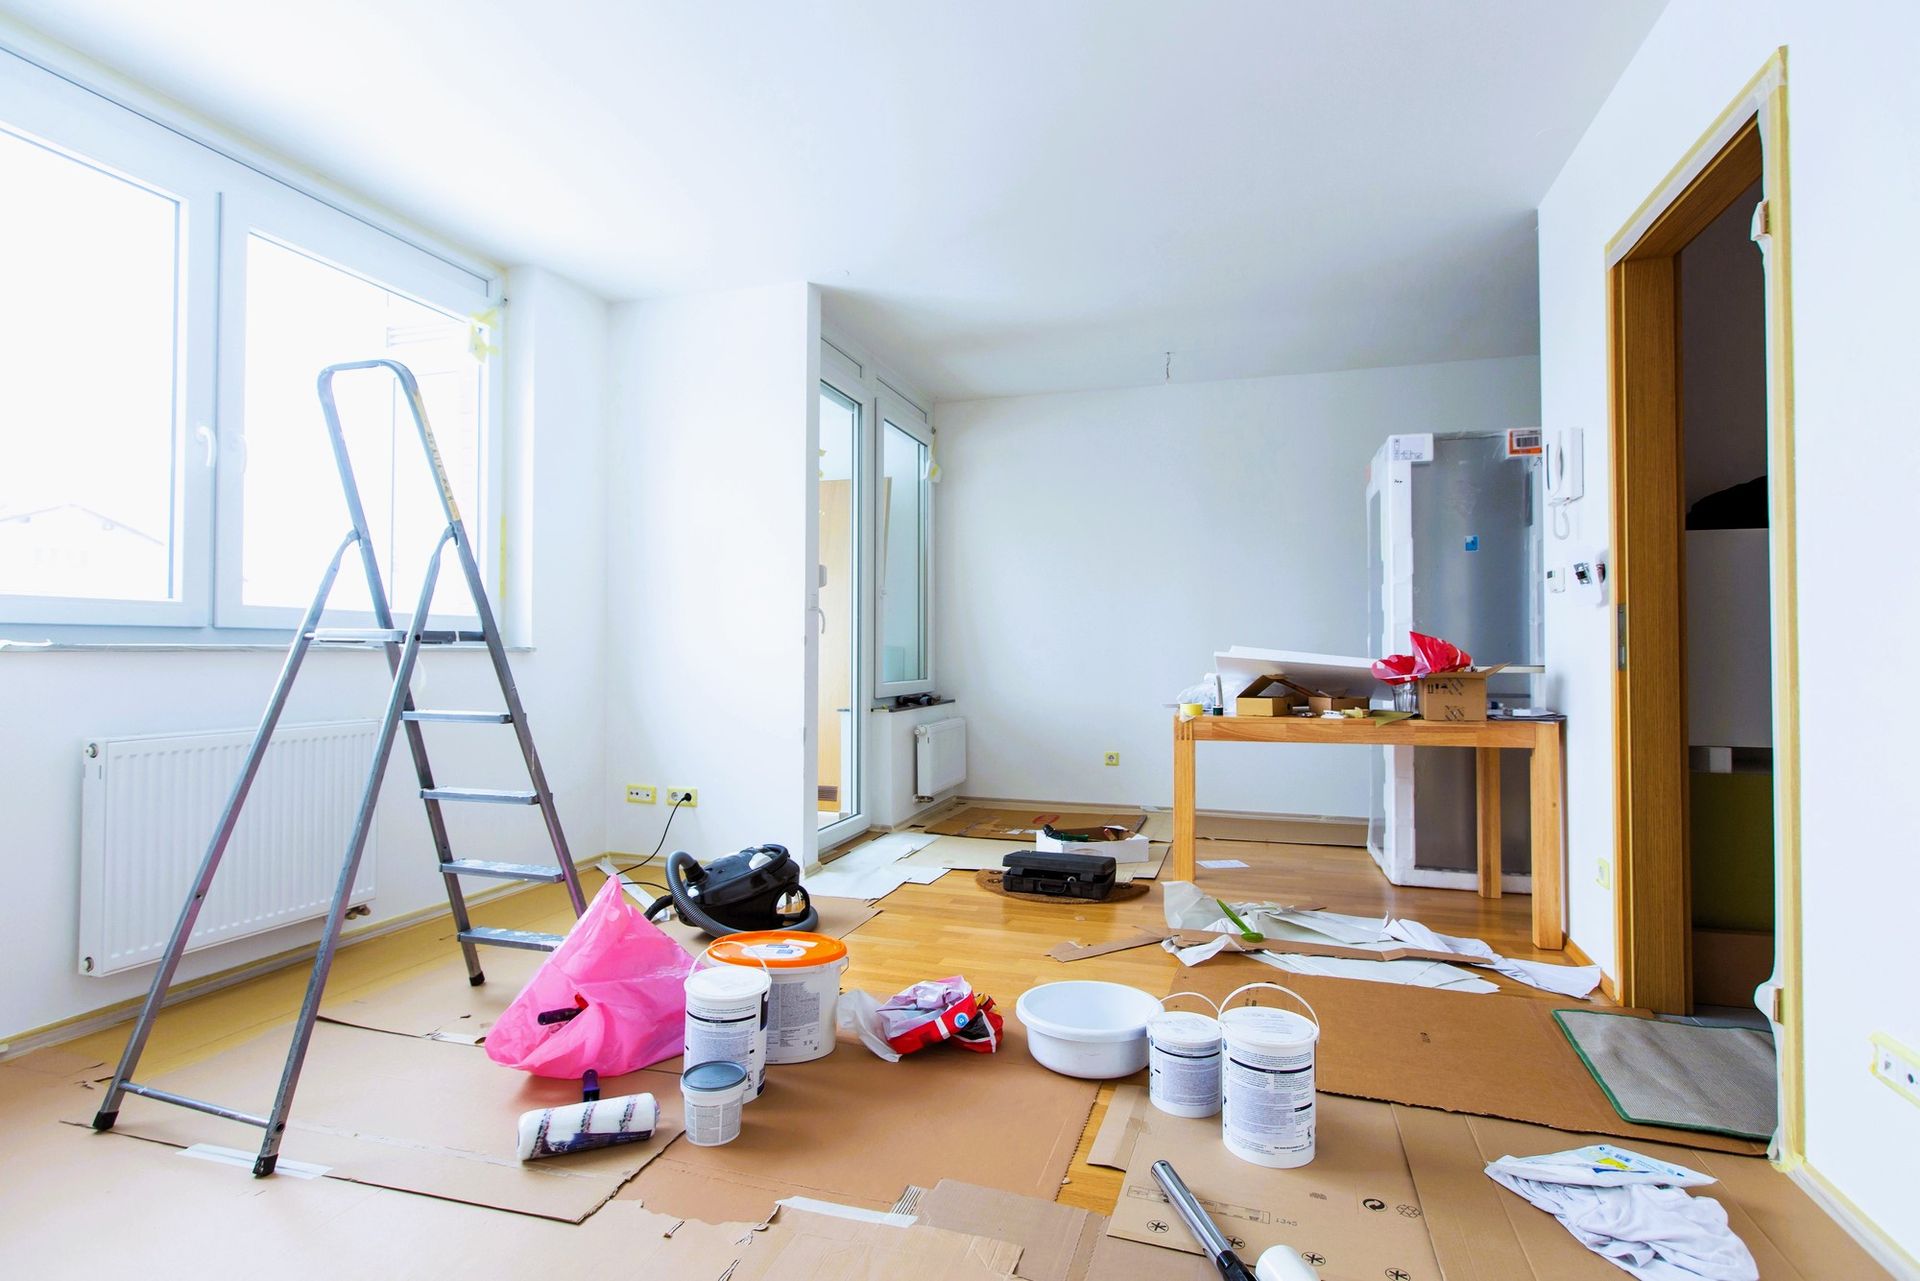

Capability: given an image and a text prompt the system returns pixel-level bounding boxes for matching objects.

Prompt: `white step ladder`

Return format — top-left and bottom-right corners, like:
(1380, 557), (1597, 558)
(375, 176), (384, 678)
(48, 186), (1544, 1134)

(91, 359), (585, 1175)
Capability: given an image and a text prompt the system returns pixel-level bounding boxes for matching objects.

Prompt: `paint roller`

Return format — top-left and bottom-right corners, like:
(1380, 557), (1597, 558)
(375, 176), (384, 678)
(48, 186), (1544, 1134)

(515, 1070), (659, 1161)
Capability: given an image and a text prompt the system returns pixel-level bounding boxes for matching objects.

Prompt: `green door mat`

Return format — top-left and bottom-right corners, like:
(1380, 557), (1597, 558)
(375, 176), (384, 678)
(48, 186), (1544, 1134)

(1554, 1009), (1777, 1141)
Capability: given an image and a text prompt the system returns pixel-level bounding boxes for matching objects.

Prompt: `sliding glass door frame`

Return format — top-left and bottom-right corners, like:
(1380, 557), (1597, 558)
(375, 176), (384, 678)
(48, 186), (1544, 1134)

(816, 348), (871, 852)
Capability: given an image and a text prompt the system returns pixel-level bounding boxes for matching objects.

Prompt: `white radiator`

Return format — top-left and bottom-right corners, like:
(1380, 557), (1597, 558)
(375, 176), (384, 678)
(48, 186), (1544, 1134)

(79, 721), (380, 977)
(913, 717), (967, 800)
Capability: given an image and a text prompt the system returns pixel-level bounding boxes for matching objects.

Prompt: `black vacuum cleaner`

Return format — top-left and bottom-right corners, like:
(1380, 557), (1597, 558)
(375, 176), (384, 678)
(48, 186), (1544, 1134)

(643, 844), (818, 937)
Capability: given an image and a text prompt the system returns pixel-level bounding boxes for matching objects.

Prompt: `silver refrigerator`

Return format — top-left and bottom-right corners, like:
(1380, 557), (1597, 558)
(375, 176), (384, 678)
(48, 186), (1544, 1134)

(1364, 431), (1543, 888)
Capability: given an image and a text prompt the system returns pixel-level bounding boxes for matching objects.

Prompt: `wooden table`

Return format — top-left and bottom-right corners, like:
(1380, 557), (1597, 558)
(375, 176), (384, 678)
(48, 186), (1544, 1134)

(1171, 712), (1567, 949)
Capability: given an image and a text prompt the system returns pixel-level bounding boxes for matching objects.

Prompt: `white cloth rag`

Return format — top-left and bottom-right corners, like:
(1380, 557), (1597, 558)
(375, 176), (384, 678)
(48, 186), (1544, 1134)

(1485, 1146), (1757, 1281)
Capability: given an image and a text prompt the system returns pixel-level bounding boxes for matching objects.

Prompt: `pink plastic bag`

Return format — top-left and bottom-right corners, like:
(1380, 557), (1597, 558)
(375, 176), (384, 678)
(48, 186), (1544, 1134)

(485, 878), (693, 1078)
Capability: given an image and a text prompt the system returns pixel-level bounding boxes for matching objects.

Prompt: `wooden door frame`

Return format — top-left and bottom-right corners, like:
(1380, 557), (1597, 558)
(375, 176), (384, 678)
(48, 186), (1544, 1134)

(1606, 50), (1800, 1157)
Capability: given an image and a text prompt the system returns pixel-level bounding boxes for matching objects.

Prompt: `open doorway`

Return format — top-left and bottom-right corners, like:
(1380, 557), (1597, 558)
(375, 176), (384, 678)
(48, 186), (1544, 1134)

(1679, 176), (1775, 1019)
(1607, 51), (1800, 1156)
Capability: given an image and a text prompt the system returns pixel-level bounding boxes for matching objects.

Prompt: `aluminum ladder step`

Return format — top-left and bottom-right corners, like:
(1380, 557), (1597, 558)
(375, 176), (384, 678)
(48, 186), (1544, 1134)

(440, 859), (565, 883)
(402, 710), (511, 724)
(421, 787), (538, 805)
(119, 1082), (268, 1128)
(458, 926), (566, 951)
(307, 627), (486, 646)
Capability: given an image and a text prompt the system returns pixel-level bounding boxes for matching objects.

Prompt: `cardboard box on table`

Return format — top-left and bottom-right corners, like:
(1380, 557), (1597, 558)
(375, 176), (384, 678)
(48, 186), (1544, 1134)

(1414, 663), (1507, 722)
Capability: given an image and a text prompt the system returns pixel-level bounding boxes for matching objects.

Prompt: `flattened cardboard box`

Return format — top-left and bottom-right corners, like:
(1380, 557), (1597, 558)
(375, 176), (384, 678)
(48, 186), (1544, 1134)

(620, 1023), (1101, 1224)
(1171, 960), (1765, 1155)
(728, 1207), (1022, 1281)
(1092, 1085), (1439, 1281)
(916, 1180), (1215, 1281)
(86, 1020), (682, 1221)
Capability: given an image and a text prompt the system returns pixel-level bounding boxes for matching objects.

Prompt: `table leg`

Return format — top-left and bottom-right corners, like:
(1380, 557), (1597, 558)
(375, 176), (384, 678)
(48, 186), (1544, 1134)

(1172, 720), (1196, 881)
(1475, 748), (1502, 899)
(1530, 722), (1566, 950)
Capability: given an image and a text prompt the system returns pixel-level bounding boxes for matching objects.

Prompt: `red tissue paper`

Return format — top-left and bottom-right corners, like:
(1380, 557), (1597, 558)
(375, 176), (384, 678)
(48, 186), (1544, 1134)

(1371, 631), (1472, 685)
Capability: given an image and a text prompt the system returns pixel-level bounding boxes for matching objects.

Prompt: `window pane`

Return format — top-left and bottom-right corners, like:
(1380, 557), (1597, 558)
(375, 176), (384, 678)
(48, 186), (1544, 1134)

(878, 421), (927, 683)
(0, 128), (179, 601)
(241, 235), (483, 617)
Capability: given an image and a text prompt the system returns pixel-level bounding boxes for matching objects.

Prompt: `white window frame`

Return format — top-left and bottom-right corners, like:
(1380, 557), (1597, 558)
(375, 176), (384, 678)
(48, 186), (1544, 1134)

(870, 390), (935, 701)
(212, 189), (498, 631)
(0, 43), (503, 641)
(0, 50), (217, 629)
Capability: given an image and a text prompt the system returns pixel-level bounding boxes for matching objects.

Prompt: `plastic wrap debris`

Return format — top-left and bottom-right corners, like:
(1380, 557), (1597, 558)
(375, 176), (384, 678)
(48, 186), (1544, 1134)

(837, 977), (1004, 1060)
(1159, 883), (1600, 998)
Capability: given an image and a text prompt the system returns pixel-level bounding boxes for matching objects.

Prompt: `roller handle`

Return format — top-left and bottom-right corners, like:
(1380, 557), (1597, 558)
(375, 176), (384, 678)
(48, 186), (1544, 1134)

(1151, 1160), (1257, 1281)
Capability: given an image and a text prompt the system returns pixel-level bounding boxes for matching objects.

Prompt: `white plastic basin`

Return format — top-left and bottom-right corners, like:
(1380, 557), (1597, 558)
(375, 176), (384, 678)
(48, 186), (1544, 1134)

(1015, 981), (1163, 1079)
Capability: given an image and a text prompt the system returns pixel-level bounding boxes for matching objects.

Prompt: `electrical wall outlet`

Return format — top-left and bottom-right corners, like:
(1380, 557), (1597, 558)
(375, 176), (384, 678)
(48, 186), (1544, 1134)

(666, 788), (698, 807)
(1595, 858), (1612, 890)
(1871, 1032), (1920, 1108)
(626, 785), (656, 805)
(1103, 752), (1120, 767)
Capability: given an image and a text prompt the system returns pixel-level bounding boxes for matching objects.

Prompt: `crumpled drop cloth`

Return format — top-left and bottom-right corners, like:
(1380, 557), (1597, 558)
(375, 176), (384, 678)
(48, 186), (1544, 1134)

(1485, 1145), (1758, 1281)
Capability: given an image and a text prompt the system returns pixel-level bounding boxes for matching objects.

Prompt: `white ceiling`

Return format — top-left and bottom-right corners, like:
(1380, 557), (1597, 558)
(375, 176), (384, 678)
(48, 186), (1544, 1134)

(0, 1), (1662, 401)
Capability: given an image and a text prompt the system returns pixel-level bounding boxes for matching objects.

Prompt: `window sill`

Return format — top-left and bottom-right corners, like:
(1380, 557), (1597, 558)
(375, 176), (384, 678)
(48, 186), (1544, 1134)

(0, 640), (534, 654)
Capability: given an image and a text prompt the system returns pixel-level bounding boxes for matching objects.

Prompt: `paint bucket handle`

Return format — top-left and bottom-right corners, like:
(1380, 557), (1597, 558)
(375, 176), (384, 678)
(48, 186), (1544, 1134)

(698, 942), (772, 980)
(1220, 981), (1319, 1031)
(1159, 991), (1222, 1017)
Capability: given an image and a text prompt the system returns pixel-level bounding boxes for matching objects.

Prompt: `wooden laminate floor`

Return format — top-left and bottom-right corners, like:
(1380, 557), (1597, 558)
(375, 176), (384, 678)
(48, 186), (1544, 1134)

(44, 837), (1584, 1218)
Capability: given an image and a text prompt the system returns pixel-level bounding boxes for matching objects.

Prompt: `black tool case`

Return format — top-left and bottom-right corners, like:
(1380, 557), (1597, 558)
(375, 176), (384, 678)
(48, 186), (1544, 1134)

(1000, 850), (1118, 900)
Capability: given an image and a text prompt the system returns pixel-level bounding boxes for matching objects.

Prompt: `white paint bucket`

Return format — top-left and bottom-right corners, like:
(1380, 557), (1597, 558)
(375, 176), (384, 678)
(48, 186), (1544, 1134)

(680, 1060), (749, 1147)
(1219, 982), (1321, 1169)
(705, 931), (849, 1065)
(684, 963), (771, 1100)
(1148, 992), (1224, 1118)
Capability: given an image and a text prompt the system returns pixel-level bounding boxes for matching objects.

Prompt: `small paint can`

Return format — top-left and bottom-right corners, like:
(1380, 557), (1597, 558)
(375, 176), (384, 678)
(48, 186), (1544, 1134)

(684, 963), (771, 1100)
(680, 1060), (749, 1147)
(1148, 992), (1223, 1118)
(704, 931), (848, 1065)
(1219, 982), (1321, 1169)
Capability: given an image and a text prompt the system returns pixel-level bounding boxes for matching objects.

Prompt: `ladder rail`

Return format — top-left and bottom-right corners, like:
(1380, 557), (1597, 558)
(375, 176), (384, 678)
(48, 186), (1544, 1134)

(93, 530), (360, 1133)
(315, 361), (487, 974)
(325, 359), (586, 917)
(250, 535), (450, 1177)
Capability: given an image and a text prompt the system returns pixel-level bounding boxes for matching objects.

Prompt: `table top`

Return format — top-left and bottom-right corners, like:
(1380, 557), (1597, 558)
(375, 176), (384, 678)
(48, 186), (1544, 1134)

(1176, 711), (1558, 748)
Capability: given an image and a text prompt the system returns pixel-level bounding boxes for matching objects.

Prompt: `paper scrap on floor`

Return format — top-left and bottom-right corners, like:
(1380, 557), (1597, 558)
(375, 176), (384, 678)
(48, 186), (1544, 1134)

(1486, 1145), (1758, 1281)
(803, 831), (949, 899)
(1197, 858), (1249, 869)
(1162, 881), (1600, 997)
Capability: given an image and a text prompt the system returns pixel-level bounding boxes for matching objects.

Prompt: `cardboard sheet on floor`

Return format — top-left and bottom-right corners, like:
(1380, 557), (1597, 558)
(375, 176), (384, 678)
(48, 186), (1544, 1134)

(1393, 1106), (1888, 1280)
(804, 832), (950, 899)
(9, 1084), (755, 1280)
(1194, 812), (1367, 846)
(728, 1205), (1022, 1280)
(1171, 962), (1766, 1154)
(91, 1021), (682, 1221)
(618, 1023), (1100, 1223)
(915, 1180), (1215, 1281)
(1091, 1085), (1441, 1277)
(902, 833), (1171, 881)
(317, 895), (880, 1043)
(921, 807), (1147, 841)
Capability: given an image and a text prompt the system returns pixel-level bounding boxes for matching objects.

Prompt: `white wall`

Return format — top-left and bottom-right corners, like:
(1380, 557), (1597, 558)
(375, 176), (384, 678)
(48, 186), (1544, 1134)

(0, 265), (610, 1042)
(933, 356), (1540, 815)
(1537, 4), (1920, 1258)
(602, 283), (820, 866)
